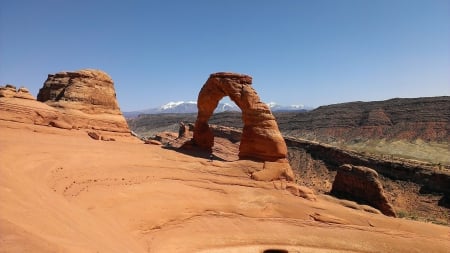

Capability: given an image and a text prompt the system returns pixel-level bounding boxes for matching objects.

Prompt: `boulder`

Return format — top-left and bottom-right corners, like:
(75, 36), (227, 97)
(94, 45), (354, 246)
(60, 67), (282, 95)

(88, 131), (101, 140)
(331, 164), (396, 217)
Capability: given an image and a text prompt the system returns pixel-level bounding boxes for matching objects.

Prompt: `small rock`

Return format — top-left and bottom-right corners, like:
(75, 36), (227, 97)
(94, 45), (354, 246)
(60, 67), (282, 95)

(145, 140), (162, 145)
(87, 131), (101, 140)
(49, 120), (72, 129)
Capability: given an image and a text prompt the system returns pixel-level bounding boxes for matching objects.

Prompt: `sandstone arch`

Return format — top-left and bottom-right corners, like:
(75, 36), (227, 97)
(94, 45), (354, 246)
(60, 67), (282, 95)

(193, 72), (288, 162)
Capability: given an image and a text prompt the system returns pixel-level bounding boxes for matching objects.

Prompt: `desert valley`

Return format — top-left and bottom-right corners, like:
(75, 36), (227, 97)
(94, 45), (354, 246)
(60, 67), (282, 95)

(0, 69), (449, 253)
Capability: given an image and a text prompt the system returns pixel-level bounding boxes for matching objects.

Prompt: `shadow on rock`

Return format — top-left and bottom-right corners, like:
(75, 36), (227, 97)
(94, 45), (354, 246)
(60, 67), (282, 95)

(163, 139), (227, 162)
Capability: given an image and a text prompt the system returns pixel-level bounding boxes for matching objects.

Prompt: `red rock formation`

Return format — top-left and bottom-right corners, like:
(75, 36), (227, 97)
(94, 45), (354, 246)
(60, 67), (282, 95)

(193, 72), (288, 161)
(192, 72), (293, 181)
(0, 85), (35, 100)
(38, 69), (121, 114)
(331, 164), (396, 217)
(37, 69), (129, 133)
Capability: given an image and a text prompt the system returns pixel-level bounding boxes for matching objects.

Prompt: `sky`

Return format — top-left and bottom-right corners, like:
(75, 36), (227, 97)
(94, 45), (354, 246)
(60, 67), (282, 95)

(1, 0), (449, 111)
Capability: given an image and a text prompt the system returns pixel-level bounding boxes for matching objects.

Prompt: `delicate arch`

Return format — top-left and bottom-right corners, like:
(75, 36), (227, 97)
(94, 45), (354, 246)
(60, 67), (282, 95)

(193, 72), (288, 162)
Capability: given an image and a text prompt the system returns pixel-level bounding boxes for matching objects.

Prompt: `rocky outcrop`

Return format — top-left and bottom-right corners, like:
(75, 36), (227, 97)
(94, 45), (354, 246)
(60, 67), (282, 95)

(0, 70), (130, 135)
(0, 85), (35, 100)
(191, 72), (293, 181)
(193, 72), (288, 162)
(36, 69), (129, 133)
(331, 164), (396, 216)
(38, 69), (121, 114)
(0, 84), (16, 97)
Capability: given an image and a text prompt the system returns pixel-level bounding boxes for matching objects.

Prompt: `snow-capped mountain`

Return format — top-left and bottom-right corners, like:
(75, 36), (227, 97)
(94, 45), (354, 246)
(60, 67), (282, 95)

(266, 102), (306, 111)
(157, 101), (198, 113)
(159, 101), (197, 111)
(215, 102), (240, 112)
(123, 101), (239, 118)
(124, 101), (308, 118)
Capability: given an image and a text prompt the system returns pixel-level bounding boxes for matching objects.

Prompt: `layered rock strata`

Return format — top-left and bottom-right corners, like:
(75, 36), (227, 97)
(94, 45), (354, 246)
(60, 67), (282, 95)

(278, 96), (450, 143)
(37, 69), (129, 133)
(38, 69), (120, 113)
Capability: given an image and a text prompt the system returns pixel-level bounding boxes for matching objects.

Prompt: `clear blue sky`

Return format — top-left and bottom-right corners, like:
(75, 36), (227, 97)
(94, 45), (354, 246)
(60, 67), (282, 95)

(1, 0), (449, 111)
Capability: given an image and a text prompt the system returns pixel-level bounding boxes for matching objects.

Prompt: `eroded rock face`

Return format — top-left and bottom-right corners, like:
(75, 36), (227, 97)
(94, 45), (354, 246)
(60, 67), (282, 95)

(37, 69), (120, 114)
(331, 164), (396, 217)
(193, 72), (288, 162)
(36, 69), (129, 133)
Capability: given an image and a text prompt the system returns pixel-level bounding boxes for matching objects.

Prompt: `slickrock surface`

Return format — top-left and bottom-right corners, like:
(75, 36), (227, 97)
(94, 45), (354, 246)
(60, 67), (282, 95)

(0, 120), (449, 253)
(125, 97), (449, 222)
(173, 125), (450, 222)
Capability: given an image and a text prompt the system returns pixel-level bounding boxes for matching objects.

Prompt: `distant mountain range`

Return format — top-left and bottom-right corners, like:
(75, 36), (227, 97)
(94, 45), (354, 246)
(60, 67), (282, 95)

(123, 101), (310, 118)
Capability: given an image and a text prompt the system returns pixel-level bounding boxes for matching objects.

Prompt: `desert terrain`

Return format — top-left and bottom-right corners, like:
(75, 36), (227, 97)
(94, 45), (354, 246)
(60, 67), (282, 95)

(1, 71), (449, 252)
(129, 97), (450, 224)
(2, 120), (450, 253)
